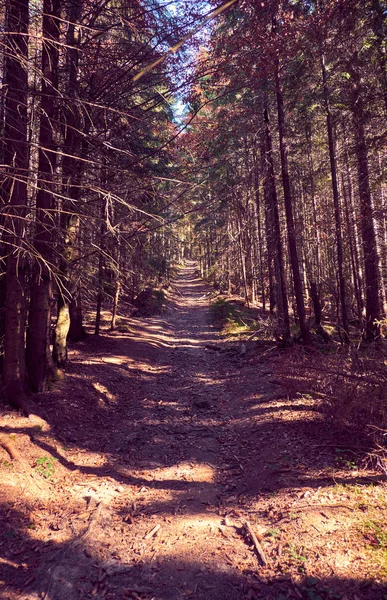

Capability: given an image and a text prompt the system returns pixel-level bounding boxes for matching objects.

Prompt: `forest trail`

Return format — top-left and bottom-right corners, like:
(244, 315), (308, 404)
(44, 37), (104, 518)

(1, 264), (386, 600)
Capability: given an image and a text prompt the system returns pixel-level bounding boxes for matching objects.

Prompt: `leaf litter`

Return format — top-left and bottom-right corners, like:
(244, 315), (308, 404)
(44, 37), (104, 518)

(0, 265), (386, 600)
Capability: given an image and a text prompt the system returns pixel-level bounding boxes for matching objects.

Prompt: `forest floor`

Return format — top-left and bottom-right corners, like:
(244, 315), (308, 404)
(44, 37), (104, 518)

(1, 264), (387, 600)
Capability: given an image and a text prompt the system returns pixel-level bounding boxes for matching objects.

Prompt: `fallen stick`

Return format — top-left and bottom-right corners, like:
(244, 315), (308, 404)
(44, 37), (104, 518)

(242, 519), (267, 566)
(144, 524), (161, 540)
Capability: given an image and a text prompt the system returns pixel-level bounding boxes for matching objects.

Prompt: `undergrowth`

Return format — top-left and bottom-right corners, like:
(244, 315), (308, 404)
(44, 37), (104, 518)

(209, 298), (258, 336)
(273, 343), (387, 473)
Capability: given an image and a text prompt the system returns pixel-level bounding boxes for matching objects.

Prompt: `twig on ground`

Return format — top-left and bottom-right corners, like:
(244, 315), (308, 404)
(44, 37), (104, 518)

(144, 523), (161, 539)
(242, 519), (267, 566)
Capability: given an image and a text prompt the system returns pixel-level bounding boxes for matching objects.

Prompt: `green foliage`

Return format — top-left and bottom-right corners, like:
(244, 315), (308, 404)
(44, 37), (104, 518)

(0, 458), (13, 468)
(287, 543), (308, 571)
(334, 448), (357, 470)
(265, 527), (281, 539)
(362, 519), (387, 575)
(209, 298), (238, 327)
(34, 456), (58, 479)
(363, 519), (387, 547)
(209, 298), (257, 335)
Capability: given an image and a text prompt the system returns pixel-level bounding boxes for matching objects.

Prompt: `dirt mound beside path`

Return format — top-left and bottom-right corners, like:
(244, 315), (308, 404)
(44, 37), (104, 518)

(0, 265), (386, 600)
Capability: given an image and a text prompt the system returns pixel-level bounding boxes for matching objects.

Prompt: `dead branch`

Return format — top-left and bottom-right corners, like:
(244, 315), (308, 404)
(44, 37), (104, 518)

(242, 519), (267, 566)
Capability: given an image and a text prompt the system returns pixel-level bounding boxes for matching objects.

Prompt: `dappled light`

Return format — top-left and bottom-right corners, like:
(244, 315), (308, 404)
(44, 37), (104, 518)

(1, 0), (386, 597)
(1, 265), (386, 600)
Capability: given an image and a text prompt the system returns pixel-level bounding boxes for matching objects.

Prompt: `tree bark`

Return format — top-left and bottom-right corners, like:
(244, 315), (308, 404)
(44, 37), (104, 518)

(349, 52), (381, 340)
(321, 50), (349, 343)
(53, 0), (86, 365)
(262, 103), (290, 341)
(274, 68), (309, 343)
(26, 0), (61, 391)
(2, 0), (29, 388)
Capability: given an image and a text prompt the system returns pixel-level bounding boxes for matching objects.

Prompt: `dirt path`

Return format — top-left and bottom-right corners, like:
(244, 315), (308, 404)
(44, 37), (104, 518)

(1, 265), (386, 600)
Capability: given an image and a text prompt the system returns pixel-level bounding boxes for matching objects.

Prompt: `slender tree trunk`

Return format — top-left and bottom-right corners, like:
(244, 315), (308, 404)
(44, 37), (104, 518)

(253, 163), (266, 312)
(26, 0), (60, 391)
(305, 123), (321, 284)
(341, 171), (363, 323)
(2, 0), (29, 387)
(95, 224), (106, 336)
(238, 224), (249, 307)
(69, 286), (86, 341)
(321, 50), (349, 342)
(262, 104), (290, 340)
(111, 279), (121, 330)
(342, 123), (364, 320)
(349, 53), (381, 339)
(274, 68), (309, 343)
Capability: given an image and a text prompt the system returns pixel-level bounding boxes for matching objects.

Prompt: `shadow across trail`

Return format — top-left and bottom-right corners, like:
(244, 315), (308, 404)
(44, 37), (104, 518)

(0, 263), (386, 599)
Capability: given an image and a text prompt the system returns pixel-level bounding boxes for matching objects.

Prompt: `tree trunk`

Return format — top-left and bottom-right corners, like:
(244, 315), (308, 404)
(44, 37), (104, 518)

(253, 146), (266, 312)
(349, 52), (381, 340)
(262, 104), (290, 340)
(321, 50), (349, 343)
(68, 286), (86, 341)
(111, 229), (121, 330)
(2, 0), (29, 388)
(53, 0), (86, 364)
(274, 69), (308, 342)
(26, 0), (60, 391)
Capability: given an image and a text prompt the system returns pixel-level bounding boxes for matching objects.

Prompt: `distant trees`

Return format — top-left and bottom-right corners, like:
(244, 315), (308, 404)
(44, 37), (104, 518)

(0, 0), (385, 403)
(182, 0), (386, 343)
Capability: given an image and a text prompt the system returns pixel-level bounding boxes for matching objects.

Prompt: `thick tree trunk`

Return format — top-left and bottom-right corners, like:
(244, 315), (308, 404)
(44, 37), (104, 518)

(274, 70), (309, 342)
(52, 300), (70, 366)
(26, 0), (60, 391)
(349, 53), (381, 340)
(2, 0), (29, 388)
(53, 0), (86, 364)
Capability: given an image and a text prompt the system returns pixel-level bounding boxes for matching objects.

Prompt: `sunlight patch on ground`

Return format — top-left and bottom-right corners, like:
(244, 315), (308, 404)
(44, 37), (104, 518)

(153, 461), (215, 483)
(92, 382), (115, 403)
(102, 357), (124, 365)
(173, 513), (223, 532)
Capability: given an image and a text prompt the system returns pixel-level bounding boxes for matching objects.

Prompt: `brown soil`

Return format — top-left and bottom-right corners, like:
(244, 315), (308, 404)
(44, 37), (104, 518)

(1, 264), (386, 600)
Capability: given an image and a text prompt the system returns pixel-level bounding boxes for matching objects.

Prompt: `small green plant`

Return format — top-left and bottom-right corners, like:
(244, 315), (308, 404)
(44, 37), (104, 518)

(361, 519), (387, 577)
(34, 456), (58, 479)
(363, 520), (387, 547)
(0, 458), (13, 468)
(335, 448), (357, 470)
(265, 528), (281, 539)
(288, 543), (308, 571)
